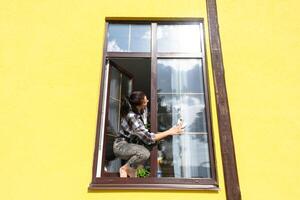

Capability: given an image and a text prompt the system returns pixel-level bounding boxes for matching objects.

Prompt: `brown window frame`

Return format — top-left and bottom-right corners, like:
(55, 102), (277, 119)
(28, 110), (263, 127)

(90, 18), (220, 190)
(90, 0), (241, 198)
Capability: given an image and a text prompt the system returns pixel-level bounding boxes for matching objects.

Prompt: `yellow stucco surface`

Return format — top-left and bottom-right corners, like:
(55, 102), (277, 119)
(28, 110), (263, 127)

(0, 0), (299, 200)
(218, 0), (300, 199)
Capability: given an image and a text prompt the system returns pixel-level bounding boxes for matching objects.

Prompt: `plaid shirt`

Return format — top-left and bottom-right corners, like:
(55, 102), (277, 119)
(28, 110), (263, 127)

(118, 111), (156, 145)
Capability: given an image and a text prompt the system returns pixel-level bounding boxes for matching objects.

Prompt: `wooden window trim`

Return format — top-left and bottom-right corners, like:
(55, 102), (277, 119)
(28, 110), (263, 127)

(149, 22), (158, 177)
(206, 0), (241, 199)
(107, 52), (151, 58)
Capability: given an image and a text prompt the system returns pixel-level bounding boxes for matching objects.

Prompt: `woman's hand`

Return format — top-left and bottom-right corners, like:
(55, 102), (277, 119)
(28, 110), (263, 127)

(154, 122), (185, 141)
(168, 122), (184, 135)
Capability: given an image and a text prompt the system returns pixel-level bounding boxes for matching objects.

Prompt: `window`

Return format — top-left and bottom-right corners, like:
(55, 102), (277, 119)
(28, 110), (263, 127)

(90, 20), (217, 189)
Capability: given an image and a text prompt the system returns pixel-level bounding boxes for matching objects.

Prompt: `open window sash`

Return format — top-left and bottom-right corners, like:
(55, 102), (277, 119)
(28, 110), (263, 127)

(100, 60), (133, 177)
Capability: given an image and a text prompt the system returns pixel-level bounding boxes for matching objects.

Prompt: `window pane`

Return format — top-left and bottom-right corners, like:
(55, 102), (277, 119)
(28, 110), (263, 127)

(107, 24), (150, 52)
(157, 94), (180, 131)
(157, 94), (207, 132)
(158, 134), (211, 178)
(121, 75), (132, 98)
(105, 98), (121, 173)
(157, 24), (202, 53)
(108, 99), (120, 134)
(109, 66), (121, 99)
(157, 57), (210, 178)
(180, 61), (204, 93)
(181, 95), (207, 132)
(107, 24), (129, 52)
(157, 59), (204, 93)
(157, 60), (180, 93)
(130, 25), (151, 52)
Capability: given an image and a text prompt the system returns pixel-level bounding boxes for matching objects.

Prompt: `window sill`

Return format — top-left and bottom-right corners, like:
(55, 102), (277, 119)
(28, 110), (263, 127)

(89, 183), (219, 191)
(89, 178), (219, 191)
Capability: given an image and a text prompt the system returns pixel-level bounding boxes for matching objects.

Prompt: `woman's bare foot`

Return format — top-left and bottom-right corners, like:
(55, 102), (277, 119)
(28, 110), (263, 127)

(119, 165), (137, 178)
(119, 166), (127, 178)
(126, 166), (137, 178)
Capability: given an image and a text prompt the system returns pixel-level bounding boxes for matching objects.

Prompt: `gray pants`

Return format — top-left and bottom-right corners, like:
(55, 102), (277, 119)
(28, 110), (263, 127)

(113, 140), (150, 169)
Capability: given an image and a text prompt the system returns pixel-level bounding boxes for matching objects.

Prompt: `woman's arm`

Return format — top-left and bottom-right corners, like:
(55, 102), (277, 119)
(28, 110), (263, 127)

(127, 112), (184, 144)
(154, 123), (184, 141)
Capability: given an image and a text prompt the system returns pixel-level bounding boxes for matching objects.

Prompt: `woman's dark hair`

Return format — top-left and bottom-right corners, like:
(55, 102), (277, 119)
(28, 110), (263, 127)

(121, 91), (146, 116)
(129, 91), (146, 106)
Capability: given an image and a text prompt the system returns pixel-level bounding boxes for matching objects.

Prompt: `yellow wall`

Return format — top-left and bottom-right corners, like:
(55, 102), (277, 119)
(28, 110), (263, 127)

(218, 0), (300, 199)
(0, 0), (299, 200)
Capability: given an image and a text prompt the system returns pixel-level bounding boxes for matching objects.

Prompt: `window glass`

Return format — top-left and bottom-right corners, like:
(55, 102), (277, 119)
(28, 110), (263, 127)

(105, 98), (122, 173)
(130, 25), (151, 52)
(157, 59), (204, 93)
(107, 24), (151, 52)
(158, 134), (211, 178)
(157, 24), (202, 53)
(157, 58), (210, 178)
(157, 94), (207, 132)
(109, 66), (121, 99)
(121, 75), (132, 97)
(107, 24), (129, 52)
(108, 99), (120, 135)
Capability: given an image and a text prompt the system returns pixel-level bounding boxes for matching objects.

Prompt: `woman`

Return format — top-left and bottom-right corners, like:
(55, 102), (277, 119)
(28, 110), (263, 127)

(113, 91), (184, 178)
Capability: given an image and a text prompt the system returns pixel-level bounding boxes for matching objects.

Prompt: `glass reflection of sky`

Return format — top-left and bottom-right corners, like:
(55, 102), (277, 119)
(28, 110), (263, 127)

(157, 59), (204, 93)
(157, 56), (210, 178)
(107, 24), (150, 52)
(157, 24), (202, 53)
(157, 94), (207, 132)
(108, 24), (128, 52)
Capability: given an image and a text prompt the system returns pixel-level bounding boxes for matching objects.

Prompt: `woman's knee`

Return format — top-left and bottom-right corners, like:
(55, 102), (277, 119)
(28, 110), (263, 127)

(139, 148), (150, 161)
(113, 141), (129, 159)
